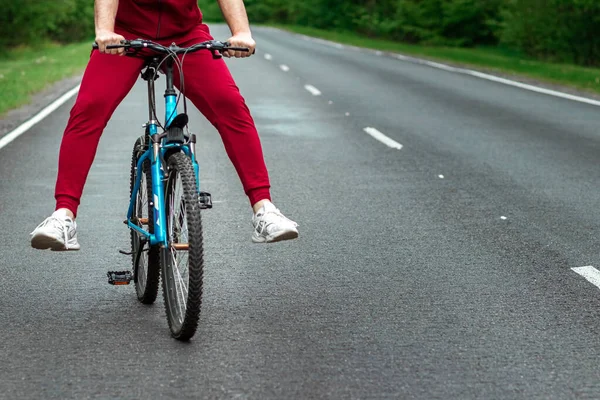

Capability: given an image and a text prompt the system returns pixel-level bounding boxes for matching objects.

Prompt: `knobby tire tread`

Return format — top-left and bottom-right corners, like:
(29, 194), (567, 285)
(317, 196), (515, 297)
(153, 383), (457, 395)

(130, 138), (160, 304)
(162, 152), (203, 341)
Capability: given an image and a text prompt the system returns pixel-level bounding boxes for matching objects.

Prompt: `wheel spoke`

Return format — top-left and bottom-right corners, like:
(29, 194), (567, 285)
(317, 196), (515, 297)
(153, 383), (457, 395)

(171, 247), (188, 323)
(163, 153), (203, 340)
(167, 171), (190, 325)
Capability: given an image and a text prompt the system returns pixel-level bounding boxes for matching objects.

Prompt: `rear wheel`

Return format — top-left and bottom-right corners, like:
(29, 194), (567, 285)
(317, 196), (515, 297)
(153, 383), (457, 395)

(130, 138), (160, 304)
(161, 152), (203, 341)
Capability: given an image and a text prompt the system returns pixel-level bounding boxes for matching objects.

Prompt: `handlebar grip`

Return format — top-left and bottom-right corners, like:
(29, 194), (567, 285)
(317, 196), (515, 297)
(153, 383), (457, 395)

(92, 41), (128, 50)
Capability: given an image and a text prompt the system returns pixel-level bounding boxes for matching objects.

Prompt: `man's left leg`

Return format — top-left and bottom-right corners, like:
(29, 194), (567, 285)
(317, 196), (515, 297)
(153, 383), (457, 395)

(172, 26), (298, 243)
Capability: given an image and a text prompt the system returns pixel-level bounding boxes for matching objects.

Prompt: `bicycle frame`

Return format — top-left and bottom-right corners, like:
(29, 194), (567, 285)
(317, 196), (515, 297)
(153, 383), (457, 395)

(126, 56), (201, 247)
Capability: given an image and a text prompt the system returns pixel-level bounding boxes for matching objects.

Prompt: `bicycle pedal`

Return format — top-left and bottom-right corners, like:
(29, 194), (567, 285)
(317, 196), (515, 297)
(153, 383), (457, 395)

(199, 191), (212, 209)
(107, 271), (133, 285)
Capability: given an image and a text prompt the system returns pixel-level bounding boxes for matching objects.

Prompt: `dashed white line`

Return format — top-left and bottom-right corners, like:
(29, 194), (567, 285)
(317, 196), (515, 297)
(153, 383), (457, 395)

(0, 85), (80, 151)
(264, 53), (273, 60)
(438, 175), (445, 179)
(572, 266), (600, 289)
(345, 112), (350, 116)
(279, 64), (289, 72)
(304, 85), (321, 96)
(500, 216), (507, 220)
(363, 127), (403, 150)
(290, 31), (600, 107)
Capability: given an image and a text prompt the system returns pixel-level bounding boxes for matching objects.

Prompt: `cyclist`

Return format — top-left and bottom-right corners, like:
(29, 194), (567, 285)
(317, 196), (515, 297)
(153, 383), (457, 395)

(30, 0), (299, 250)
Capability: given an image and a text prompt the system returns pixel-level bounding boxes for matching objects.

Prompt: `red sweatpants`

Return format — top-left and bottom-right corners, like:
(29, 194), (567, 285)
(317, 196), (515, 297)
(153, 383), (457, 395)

(55, 24), (271, 216)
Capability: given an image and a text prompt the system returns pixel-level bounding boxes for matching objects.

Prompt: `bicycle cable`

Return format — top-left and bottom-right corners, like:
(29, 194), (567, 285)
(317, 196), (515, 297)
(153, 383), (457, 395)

(148, 45), (188, 132)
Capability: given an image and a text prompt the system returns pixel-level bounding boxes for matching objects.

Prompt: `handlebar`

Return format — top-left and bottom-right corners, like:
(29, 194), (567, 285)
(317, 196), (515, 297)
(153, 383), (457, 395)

(92, 39), (251, 57)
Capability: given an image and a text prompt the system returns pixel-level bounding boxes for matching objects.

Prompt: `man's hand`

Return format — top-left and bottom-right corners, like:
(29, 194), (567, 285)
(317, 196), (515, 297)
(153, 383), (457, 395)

(95, 29), (126, 56)
(224, 33), (255, 58)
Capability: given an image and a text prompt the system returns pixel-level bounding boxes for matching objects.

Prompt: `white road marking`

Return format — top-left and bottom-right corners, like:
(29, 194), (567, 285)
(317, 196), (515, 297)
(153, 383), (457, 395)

(438, 175), (445, 179)
(328, 100), (333, 104)
(264, 53), (273, 60)
(304, 85), (322, 96)
(363, 127), (403, 150)
(300, 35), (345, 50)
(572, 266), (600, 289)
(291, 32), (600, 107)
(500, 216), (507, 220)
(401, 57), (600, 107)
(280, 64), (290, 72)
(0, 85), (80, 151)
(345, 112), (350, 116)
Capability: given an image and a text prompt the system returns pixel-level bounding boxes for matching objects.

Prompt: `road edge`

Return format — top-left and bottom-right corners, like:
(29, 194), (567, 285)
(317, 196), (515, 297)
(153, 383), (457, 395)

(3, 26), (600, 147)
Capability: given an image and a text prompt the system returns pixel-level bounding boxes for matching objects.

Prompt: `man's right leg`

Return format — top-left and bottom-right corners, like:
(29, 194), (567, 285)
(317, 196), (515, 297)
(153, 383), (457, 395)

(31, 50), (144, 251)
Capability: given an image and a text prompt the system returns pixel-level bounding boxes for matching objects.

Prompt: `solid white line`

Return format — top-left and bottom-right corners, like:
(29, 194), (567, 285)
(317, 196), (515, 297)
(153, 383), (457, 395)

(572, 266), (600, 288)
(264, 53), (273, 60)
(408, 58), (600, 107)
(280, 64), (290, 72)
(304, 85), (321, 96)
(0, 85), (80, 151)
(363, 127), (403, 150)
(288, 31), (600, 107)
(466, 70), (600, 107)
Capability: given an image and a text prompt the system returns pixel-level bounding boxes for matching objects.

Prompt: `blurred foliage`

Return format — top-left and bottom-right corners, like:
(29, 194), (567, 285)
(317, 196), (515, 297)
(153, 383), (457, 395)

(0, 0), (94, 52)
(201, 0), (600, 66)
(2, 0), (599, 66)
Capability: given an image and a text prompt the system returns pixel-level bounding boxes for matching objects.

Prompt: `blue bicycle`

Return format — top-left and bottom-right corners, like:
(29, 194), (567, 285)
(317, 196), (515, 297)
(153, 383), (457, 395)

(98, 39), (248, 340)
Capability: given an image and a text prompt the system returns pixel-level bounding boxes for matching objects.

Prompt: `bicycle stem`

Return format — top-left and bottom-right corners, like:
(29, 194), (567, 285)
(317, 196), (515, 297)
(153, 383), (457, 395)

(164, 57), (177, 128)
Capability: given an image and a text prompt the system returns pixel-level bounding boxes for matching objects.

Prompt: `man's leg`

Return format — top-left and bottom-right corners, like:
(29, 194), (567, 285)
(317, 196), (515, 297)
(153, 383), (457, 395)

(172, 25), (298, 242)
(31, 50), (144, 250)
(55, 51), (145, 217)
(174, 30), (271, 206)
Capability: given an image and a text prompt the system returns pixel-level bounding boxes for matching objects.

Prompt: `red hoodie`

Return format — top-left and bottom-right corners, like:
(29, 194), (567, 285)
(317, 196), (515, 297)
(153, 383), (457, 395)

(115, 0), (203, 40)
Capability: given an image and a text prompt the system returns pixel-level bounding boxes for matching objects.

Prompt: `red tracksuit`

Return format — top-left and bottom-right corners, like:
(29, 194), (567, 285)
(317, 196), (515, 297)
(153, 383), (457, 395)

(55, 0), (271, 216)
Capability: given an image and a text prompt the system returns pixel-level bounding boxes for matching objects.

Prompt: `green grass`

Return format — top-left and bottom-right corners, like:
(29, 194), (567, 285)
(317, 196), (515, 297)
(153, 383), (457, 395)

(270, 25), (600, 95)
(0, 41), (92, 116)
(2, 26), (600, 119)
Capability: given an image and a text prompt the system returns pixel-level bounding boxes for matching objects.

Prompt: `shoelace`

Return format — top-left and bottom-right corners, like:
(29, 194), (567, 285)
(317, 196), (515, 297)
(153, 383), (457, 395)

(32, 216), (73, 250)
(254, 208), (298, 234)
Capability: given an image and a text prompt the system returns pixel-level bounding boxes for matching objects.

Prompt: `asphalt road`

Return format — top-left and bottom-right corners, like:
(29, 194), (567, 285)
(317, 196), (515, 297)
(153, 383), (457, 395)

(2, 25), (600, 399)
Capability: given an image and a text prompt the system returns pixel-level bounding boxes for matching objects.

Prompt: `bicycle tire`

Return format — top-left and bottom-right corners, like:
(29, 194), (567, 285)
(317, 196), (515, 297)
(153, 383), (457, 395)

(130, 138), (160, 304)
(161, 152), (203, 341)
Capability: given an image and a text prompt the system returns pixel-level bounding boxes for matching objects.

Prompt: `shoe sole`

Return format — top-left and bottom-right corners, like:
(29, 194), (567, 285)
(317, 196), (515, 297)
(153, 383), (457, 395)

(31, 234), (79, 251)
(252, 230), (299, 243)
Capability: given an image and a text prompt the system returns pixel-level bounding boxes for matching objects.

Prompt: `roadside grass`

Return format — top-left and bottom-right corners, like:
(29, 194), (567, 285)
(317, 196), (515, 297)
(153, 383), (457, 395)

(2, 26), (600, 119)
(0, 41), (91, 116)
(269, 25), (600, 96)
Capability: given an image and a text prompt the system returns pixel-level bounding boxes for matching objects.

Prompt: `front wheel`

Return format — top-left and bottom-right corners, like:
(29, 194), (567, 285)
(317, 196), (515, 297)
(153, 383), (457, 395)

(161, 152), (204, 341)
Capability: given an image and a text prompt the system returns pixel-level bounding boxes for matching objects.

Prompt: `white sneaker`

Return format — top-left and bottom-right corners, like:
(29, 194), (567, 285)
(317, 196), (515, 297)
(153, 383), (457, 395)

(30, 213), (80, 251)
(252, 202), (299, 243)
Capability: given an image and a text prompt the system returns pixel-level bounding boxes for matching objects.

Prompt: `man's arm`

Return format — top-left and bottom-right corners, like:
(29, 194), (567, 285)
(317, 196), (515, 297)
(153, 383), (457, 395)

(217, 0), (256, 58)
(95, 0), (125, 55)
